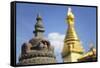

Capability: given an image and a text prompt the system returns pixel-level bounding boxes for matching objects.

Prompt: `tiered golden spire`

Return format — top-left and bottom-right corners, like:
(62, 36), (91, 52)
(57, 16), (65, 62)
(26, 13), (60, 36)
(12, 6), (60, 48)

(65, 7), (79, 41)
(62, 8), (84, 62)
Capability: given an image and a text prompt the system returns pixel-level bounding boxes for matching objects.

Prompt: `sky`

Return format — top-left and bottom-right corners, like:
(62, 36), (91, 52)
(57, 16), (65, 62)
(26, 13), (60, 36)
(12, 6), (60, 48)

(16, 3), (97, 64)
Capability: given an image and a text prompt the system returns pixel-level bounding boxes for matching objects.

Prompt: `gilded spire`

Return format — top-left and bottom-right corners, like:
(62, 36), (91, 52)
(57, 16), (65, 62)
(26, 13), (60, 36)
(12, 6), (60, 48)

(67, 7), (74, 26)
(62, 8), (84, 62)
(65, 7), (78, 41)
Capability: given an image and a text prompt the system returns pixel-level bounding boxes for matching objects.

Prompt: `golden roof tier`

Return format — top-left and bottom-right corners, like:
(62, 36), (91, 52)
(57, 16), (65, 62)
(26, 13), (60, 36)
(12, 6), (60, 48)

(78, 44), (97, 62)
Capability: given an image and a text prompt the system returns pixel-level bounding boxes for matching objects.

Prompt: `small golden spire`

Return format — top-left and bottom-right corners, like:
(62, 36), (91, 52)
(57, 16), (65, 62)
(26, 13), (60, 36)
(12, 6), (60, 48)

(65, 7), (78, 40)
(67, 7), (74, 25)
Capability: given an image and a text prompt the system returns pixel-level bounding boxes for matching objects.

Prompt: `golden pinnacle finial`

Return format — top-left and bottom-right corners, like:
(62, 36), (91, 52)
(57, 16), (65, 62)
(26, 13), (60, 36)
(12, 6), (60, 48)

(67, 7), (74, 25)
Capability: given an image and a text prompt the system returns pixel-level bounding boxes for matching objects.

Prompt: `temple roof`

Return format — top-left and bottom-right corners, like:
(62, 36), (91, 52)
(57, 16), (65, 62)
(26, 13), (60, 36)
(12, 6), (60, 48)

(78, 47), (96, 60)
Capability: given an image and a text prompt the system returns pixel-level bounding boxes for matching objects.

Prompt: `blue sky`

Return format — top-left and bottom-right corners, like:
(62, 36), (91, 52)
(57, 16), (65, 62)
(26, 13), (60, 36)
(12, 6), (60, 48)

(16, 3), (96, 63)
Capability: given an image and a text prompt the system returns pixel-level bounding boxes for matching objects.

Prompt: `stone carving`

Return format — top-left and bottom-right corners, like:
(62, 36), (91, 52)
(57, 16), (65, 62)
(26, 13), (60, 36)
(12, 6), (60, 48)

(18, 14), (56, 65)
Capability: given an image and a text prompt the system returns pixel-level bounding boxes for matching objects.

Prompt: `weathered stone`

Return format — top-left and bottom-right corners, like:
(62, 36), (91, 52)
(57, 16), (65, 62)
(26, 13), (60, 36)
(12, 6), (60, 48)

(18, 14), (56, 65)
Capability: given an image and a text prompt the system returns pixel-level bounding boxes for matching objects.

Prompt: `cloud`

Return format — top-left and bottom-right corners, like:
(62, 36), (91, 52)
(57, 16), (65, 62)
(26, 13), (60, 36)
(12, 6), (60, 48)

(47, 32), (65, 62)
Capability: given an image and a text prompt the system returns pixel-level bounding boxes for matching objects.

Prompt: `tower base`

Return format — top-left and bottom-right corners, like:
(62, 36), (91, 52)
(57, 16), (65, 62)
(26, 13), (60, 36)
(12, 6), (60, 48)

(63, 52), (82, 62)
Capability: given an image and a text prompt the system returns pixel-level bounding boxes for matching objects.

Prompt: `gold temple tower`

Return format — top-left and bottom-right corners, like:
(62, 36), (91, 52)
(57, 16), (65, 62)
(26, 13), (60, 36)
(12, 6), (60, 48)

(62, 8), (84, 62)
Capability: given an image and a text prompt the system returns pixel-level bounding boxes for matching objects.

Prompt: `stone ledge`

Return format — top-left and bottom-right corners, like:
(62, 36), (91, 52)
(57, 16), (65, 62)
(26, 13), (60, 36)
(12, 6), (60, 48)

(19, 50), (55, 61)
